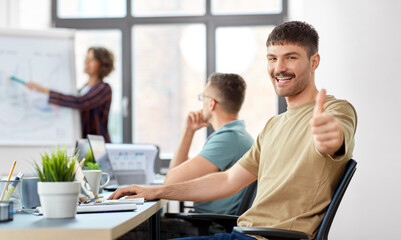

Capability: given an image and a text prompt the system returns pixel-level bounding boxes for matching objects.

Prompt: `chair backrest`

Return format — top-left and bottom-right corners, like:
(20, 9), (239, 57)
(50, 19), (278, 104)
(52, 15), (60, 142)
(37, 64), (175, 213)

(235, 181), (257, 215)
(315, 159), (357, 240)
(152, 145), (164, 174)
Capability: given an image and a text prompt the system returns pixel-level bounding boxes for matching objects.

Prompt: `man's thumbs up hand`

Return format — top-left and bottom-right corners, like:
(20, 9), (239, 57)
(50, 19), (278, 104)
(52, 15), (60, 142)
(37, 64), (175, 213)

(311, 89), (344, 155)
(313, 89), (326, 115)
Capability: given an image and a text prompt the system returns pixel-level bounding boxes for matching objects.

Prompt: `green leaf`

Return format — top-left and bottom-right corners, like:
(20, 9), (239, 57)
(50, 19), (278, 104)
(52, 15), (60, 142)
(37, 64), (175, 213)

(86, 147), (94, 163)
(85, 162), (101, 170)
(34, 145), (78, 182)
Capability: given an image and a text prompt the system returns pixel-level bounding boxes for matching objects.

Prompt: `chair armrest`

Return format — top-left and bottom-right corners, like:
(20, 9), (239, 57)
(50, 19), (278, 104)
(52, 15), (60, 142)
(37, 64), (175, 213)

(233, 226), (309, 240)
(165, 212), (238, 222)
(186, 213), (239, 221)
(165, 213), (239, 233)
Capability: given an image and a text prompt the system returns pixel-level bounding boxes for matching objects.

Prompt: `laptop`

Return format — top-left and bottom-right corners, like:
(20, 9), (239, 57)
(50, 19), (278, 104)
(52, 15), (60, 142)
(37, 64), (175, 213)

(87, 134), (119, 188)
(74, 138), (90, 162)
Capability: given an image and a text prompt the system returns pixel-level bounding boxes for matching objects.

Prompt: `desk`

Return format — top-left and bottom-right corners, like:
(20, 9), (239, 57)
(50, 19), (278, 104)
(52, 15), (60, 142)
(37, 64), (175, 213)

(0, 199), (168, 240)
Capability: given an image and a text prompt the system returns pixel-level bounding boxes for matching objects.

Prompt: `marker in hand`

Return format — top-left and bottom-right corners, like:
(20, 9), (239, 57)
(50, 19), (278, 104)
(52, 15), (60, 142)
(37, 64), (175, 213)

(10, 76), (26, 86)
(311, 89), (344, 155)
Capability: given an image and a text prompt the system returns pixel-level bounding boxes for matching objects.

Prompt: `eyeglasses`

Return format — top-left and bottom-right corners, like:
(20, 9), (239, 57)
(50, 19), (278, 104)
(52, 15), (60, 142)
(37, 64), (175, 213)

(198, 93), (213, 102)
(198, 93), (219, 103)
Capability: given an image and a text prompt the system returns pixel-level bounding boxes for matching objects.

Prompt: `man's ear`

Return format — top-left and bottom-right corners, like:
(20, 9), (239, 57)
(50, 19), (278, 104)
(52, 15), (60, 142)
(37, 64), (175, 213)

(210, 98), (217, 111)
(310, 53), (320, 70)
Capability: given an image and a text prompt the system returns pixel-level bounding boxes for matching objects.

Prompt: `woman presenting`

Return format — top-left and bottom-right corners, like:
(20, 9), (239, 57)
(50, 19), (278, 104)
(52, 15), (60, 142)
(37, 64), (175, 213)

(27, 47), (115, 143)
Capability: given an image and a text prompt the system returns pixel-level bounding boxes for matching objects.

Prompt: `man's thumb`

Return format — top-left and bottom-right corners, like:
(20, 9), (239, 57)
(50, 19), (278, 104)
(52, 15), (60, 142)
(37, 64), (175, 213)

(314, 89), (326, 115)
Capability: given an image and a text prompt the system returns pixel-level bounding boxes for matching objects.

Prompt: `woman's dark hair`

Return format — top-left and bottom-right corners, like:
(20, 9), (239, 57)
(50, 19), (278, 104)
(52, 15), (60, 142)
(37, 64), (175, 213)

(88, 47), (115, 79)
(266, 21), (319, 57)
(208, 72), (247, 114)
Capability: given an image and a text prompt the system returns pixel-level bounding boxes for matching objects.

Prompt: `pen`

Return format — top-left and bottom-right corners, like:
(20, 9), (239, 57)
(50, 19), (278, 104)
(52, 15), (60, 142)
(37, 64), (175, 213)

(4, 172), (24, 201)
(79, 158), (86, 168)
(0, 160), (17, 201)
(9, 76), (26, 86)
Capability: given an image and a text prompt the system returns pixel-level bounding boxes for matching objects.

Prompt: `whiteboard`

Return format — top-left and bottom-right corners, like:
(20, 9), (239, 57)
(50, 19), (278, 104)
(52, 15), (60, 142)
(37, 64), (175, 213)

(0, 28), (80, 145)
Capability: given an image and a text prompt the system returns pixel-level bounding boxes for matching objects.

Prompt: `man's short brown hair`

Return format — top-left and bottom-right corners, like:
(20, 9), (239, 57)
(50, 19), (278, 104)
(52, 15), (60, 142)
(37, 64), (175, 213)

(267, 21), (319, 57)
(208, 73), (246, 114)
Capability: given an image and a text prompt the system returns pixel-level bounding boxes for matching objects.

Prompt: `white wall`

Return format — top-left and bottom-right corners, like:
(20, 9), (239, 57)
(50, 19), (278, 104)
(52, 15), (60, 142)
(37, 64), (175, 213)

(0, 146), (76, 177)
(289, 0), (401, 239)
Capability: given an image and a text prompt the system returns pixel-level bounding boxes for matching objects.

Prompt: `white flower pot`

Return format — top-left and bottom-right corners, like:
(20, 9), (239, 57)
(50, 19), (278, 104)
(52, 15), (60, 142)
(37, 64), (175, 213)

(37, 182), (81, 219)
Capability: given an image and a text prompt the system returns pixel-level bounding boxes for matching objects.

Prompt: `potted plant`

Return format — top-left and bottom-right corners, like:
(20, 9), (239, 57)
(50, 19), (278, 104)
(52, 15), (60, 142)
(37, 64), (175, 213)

(34, 146), (81, 219)
(84, 162), (100, 170)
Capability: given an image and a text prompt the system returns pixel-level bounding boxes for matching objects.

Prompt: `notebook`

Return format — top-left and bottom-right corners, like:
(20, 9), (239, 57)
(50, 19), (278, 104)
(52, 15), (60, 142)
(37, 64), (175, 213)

(76, 202), (137, 213)
(76, 197), (144, 213)
(36, 202), (137, 214)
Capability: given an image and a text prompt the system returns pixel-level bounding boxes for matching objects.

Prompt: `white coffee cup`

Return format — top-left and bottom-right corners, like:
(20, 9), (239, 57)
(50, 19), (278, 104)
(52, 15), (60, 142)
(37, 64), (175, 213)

(82, 170), (110, 198)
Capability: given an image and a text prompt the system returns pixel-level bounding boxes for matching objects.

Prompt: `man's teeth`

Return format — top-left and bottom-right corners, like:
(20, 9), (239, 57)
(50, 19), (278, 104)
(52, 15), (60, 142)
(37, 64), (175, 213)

(277, 77), (292, 82)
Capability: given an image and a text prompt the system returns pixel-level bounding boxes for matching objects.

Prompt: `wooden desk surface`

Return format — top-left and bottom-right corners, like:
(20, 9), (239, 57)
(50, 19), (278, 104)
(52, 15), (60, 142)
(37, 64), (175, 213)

(0, 199), (168, 240)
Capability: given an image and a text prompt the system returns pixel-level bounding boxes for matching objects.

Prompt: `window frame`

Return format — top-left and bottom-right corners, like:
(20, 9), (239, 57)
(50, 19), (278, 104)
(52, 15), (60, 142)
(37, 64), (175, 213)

(51, 0), (288, 143)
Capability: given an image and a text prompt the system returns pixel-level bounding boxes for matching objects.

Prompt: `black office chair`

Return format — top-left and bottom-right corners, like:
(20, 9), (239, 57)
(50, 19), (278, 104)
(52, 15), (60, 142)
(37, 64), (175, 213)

(165, 181), (257, 235)
(233, 159), (357, 240)
(153, 145), (168, 175)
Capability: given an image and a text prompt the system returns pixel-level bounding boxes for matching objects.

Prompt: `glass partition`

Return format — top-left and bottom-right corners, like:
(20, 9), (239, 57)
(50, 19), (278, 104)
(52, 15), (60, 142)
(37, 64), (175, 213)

(216, 26), (277, 139)
(133, 24), (206, 156)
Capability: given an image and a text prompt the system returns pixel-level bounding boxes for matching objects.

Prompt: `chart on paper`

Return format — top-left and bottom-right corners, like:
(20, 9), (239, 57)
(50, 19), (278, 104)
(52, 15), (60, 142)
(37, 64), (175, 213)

(0, 29), (79, 145)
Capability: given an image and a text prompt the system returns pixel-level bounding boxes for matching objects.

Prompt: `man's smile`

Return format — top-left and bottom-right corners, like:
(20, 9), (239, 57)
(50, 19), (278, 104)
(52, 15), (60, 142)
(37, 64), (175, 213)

(276, 76), (292, 83)
(273, 72), (295, 84)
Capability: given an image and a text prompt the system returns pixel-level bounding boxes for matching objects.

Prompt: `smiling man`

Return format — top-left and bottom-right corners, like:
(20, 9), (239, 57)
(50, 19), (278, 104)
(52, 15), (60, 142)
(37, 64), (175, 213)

(109, 21), (357, 240)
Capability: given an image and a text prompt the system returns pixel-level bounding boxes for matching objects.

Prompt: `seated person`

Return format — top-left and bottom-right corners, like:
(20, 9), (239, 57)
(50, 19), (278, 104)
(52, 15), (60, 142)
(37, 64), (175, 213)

(164, 72), (254, 216)
(111, 21), (357, 240)
(118, 72), (253, 239)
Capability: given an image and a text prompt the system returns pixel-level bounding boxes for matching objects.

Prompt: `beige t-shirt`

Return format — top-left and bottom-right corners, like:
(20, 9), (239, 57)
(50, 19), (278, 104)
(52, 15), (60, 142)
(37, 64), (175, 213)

(237, 95), (357, 239)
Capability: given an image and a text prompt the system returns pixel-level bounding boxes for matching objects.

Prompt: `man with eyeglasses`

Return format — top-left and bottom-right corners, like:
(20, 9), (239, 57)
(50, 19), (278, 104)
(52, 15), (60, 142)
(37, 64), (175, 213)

(164, 72), (254, 211)
(161, 72), (254, 236)
(118, 72), (254, 239)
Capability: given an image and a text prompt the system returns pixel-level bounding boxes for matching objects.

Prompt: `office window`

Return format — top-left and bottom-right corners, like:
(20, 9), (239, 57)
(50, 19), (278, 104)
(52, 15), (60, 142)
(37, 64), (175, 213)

(132, 0), (205, 17)
(216, 26), (277, 138)
(74, 30), (123, 143)
(0, 0), (50, 29)
(212, 0), (282, 15)
(57, 0), (126, 18)
(53, 0), (287, 155)
(133, 24), (206, 156)
(19, 0), (51, 28)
